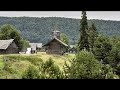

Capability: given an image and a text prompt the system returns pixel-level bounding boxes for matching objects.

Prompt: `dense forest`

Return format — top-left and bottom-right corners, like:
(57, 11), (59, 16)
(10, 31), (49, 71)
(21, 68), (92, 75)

(0, 17), (120, 44)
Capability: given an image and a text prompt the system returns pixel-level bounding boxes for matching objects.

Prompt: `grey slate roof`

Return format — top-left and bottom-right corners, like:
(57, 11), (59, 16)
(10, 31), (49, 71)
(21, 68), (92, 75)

(55, 38), (68, 47)
(43, 37), (68, 47)
(0, 39), (14, 50)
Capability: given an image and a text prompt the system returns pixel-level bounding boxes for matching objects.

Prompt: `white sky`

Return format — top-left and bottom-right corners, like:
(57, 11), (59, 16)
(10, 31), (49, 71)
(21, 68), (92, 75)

(0, 11), (119, 21)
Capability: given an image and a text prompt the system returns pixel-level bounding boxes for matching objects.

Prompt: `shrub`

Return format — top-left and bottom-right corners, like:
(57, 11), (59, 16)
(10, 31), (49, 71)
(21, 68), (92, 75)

(22, 65), (39, 79)
(63, 50), (118, 79)
(102, 64), (119, 79)
(40, 58), (64, 79)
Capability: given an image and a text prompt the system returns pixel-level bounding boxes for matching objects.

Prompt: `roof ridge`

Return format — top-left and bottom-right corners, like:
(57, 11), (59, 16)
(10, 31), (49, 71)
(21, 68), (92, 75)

(54, 37), (68, 46)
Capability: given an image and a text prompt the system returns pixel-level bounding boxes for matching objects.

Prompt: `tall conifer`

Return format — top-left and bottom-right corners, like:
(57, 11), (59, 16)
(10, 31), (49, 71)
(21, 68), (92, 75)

(78, 11), (89, 51)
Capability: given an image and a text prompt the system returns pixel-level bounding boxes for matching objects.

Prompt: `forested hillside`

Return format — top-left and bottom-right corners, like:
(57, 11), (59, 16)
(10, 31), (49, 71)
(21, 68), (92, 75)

(0, 17), (120, 44)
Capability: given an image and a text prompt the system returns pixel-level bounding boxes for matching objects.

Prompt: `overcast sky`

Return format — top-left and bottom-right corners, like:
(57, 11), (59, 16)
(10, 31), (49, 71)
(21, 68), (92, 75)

(0, 11), (120, 21)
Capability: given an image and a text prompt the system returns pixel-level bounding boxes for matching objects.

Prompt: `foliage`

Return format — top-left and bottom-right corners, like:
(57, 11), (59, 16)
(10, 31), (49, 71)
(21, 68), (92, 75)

(22, 57), (65, 79)
(93, 35), (112, 63)
(63, 50), (118, 79)
(21, 39), (30, 48)
(88, 23), (98, 51)
(78, 11), (89, 51)
(40, 58), (64, 79)
(0, 52), (74, 79)
(0, 24), (23, 50)
(0, 17), (120, 45)
(60, 33), (69, 46)
(102, 64), (119, 79)
(22, 65), (40, 79)
(0, 16), (120, 78)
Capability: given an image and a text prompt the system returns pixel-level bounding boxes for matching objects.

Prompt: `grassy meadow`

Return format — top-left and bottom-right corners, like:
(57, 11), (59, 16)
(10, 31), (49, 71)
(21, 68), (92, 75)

(0, 52), (75, 79)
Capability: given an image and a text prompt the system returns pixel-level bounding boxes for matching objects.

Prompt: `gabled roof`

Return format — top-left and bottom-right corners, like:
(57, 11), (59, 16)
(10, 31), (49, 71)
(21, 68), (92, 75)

(0, 39), (14, 50)
(43, 38), (68, 47)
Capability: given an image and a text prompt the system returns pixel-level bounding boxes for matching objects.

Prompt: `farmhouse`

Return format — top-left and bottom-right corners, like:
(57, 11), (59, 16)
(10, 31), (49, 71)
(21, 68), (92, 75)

(0, 39), (19, 54)
(43, 30), (68, 55)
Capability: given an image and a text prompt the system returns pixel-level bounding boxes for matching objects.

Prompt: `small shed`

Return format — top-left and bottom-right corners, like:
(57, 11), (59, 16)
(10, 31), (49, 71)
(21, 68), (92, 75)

(0, 39), (19, 54)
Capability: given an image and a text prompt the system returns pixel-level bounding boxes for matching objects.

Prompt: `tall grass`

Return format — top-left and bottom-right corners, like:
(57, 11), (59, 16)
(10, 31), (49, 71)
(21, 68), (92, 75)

(3, 55), (43, 66)
(0, 52), (75, 79)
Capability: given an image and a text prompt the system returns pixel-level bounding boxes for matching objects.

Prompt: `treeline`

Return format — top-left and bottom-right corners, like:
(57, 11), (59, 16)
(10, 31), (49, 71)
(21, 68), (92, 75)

(0, 17), (120, 44)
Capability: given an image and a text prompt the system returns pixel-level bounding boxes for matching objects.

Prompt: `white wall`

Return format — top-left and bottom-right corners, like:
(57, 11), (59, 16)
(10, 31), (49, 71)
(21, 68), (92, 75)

(26, 48), (32, 54)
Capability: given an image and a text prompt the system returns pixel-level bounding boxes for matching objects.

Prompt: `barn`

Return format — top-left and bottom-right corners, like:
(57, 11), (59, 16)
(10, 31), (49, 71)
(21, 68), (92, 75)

(43, 27), (69, 55)
(43, 37), (68, 55)
(0, 39), (19, 54)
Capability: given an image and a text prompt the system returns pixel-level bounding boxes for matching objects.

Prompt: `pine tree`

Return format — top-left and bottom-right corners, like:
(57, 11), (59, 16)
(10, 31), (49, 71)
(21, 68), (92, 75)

(78, 11), (89, 51)
(88, 23), (98, 51)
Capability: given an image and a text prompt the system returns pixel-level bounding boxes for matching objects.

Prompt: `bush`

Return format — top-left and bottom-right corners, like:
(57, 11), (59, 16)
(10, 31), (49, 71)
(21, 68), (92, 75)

(63, 50), (118, 79)
(22, 65), (40, 79)
(102, 64), (119, 79)
(40, 58), (64, 79)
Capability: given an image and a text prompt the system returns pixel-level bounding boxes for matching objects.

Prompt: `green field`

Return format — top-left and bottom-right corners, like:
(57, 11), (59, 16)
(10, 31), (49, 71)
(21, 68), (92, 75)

(0, 52), (75, 79)
(0, 56), (4, 69)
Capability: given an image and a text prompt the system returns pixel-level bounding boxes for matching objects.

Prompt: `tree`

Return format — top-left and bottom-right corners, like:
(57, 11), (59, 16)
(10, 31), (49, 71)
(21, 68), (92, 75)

(88, 23), (98, 51)
(21, 39), (30, 48)
(0, 24), (23, 50)
(60, 33), (69, 46)
(105, 38), (120, 67)
(93, 35), (112, 64)
(40, 58), (64, 79)
(78, 11), (89, 51)
(63, 49), (118, 79)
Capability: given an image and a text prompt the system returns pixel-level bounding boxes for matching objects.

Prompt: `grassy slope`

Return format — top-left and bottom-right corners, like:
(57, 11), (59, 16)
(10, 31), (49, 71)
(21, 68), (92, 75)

(0, 52), (75, 79)
(0, 55), (4, 68)
(36, 52), (75, 70)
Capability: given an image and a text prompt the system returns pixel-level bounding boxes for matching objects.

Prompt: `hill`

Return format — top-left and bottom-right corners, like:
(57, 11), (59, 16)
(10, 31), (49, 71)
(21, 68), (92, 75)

(0, 17), (120, 44)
